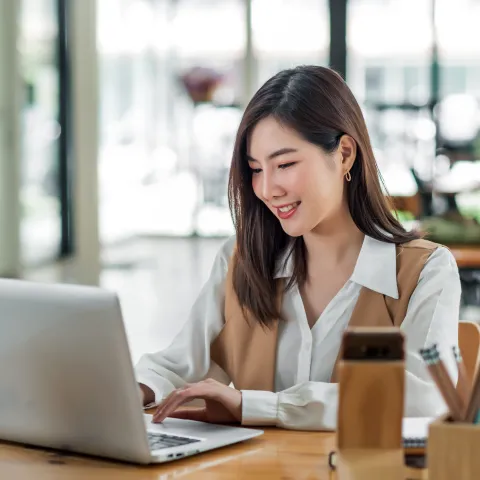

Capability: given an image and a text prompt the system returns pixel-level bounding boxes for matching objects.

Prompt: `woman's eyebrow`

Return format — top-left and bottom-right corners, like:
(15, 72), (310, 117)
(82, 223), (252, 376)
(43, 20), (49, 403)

(246, 147), (298, 162)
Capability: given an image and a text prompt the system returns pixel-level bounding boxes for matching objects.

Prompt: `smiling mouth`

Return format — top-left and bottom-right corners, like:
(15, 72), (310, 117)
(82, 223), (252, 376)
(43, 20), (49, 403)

(278, 202), (300, 213)
(275, 201), (301, 219)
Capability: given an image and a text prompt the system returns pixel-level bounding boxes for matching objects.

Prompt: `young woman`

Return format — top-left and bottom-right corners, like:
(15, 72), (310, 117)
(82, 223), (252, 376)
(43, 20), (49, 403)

(135, 65), (461, 430)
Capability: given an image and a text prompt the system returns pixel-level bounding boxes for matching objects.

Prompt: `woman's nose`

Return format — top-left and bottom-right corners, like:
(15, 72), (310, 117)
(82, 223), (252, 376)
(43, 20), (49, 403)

(261, 172), (284, 202)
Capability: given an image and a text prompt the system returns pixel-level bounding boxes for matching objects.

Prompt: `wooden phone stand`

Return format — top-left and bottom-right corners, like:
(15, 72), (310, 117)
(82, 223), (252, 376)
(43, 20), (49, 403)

(335, 327), (405, 479)
(337, 361), (405, 449)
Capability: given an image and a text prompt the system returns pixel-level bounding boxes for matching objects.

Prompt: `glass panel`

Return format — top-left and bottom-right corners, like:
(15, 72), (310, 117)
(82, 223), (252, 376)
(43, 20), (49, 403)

(19, 0), (62, 265)
(434, 0), (480, 230)
(436, 0), (480, 60)
(348, 0), (433, 103)
(435, 0), (480, 140)
(98, 0), (331, 241)
(252, 0), (329, 88)
(347, 0), (434, 198)
(98, 0), (244, 241)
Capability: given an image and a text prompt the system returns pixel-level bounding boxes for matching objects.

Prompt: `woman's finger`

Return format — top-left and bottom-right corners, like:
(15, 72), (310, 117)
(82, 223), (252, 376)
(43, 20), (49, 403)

(153, 383), (215, 423)
(153, 393), (194, 423)
(168, 408), (208, 422)
(153, 385), (202, 423)
(153, 385), (191, 422)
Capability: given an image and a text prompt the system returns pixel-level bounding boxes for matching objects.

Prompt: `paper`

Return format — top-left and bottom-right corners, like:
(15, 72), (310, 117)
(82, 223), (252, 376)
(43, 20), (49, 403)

(402, 417), (433, 439)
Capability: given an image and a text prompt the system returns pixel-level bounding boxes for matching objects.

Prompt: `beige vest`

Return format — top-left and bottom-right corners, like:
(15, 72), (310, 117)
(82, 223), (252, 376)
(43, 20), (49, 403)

(210, 239), (439, 391)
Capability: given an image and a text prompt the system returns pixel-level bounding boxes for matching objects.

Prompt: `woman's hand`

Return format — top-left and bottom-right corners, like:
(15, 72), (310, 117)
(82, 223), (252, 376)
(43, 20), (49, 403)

(139, 383), (154, 406)
(152, 379), (242, 424)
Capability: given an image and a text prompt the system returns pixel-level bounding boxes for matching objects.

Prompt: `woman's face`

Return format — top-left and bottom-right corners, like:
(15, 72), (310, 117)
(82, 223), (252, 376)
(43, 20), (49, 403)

(247, 116), (353, 237)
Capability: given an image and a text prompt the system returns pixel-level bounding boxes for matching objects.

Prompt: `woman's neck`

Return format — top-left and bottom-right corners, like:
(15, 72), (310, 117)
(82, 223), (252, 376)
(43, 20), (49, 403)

(303, 208), (364, 273)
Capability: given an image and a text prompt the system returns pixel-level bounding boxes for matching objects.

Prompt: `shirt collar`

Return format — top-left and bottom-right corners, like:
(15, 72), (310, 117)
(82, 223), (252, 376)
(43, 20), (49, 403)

(350, 235), (399, 299)
(273, 234), (399, 299)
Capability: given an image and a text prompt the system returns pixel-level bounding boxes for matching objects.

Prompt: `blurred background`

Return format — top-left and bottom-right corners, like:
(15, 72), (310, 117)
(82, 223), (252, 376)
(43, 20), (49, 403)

(0, 0), (479, 361)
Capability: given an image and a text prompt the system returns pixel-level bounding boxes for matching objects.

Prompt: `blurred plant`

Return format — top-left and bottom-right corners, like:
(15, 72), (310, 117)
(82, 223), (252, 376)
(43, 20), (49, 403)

(473, 134), (480, 160)
(180, 67), (224, 105)
(394, 210), (415, 222)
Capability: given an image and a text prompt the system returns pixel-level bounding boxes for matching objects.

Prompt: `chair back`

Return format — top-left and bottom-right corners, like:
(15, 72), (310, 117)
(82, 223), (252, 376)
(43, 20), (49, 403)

(458, 321), (480, 389)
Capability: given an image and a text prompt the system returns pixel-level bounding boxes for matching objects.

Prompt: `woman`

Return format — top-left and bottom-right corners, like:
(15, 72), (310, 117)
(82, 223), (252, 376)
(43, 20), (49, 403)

(136, 65), (461, 430)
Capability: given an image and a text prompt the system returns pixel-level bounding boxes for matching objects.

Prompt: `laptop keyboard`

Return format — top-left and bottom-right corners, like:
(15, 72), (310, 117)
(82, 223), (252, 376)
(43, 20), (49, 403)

(147, 432), (201, 451)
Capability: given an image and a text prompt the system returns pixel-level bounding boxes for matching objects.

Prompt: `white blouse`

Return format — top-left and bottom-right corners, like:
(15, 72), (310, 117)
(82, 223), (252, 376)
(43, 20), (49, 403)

(135, 235), (461, 430)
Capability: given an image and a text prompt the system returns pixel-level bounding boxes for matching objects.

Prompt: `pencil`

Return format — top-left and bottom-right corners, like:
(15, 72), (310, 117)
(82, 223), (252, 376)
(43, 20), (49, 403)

(464, 365), (480, 423)
(420, 345), (464, 422)
(452, 346), (470, 417)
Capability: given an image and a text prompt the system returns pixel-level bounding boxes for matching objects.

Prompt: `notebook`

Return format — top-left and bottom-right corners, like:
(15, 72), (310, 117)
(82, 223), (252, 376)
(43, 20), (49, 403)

(328, 417), (433, 470)
(402, 417), (433, 451)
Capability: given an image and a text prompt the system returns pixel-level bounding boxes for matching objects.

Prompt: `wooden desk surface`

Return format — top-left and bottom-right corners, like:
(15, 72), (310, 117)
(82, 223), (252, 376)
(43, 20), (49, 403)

(0, 428), (427, 479)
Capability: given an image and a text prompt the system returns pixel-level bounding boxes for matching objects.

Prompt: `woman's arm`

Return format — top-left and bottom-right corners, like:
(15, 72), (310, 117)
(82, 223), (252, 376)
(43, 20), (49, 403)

(240, 246), (461, 430)
(135, 238), (234, 407)
(401, 246), (461, 416)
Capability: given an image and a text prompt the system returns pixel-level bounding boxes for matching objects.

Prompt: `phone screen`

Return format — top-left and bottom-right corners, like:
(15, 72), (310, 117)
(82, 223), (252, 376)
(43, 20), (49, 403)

(405, 454), (426, 469)
(342, 329), (404, 361)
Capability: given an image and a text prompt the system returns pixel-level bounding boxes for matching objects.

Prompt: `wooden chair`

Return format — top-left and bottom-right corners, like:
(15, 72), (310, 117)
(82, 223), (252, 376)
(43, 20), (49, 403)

(458, 321), (480, 389)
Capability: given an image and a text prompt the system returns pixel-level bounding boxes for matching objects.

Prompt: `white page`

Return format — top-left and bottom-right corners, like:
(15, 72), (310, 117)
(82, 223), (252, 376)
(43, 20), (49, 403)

(402, 417), (433, 439)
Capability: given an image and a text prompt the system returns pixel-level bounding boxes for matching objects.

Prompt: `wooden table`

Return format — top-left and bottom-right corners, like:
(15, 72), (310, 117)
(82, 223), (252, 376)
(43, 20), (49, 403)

(449, 246), (480, 269)
(0, 428), (428, 479)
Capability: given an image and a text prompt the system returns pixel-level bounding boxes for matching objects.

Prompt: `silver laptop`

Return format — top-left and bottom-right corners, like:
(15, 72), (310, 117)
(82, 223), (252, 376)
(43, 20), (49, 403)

(0, 278), (263, 464)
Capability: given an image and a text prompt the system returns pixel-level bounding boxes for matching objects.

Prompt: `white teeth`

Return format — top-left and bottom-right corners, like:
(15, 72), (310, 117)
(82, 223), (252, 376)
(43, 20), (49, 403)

(279, 203), (298, 213)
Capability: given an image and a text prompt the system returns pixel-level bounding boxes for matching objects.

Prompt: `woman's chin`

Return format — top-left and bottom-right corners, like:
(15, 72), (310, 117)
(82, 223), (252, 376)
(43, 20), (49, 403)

(279, 221), (308, 238)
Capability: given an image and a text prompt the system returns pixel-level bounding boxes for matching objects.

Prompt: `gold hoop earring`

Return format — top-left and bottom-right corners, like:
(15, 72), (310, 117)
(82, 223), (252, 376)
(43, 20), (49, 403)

(345, 171), (351, 182)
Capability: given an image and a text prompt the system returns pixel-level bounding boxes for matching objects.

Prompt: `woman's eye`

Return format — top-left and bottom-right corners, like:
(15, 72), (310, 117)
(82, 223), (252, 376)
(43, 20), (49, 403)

(251, 168), (262, 175)
(279, 162), (296, 169)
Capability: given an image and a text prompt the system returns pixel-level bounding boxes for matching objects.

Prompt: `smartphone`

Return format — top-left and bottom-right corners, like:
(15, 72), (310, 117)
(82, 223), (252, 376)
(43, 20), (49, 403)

(341, 327), (405, 362)
(405, 454), (427, 469)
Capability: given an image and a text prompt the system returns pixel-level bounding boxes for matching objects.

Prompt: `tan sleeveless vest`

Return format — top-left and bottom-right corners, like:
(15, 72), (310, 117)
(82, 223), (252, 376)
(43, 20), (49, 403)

(210, 239), (439, 391)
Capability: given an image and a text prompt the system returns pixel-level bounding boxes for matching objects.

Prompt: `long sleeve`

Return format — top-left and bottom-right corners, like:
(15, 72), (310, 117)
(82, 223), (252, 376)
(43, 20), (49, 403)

(241, 246), (461, 430)
(242, 382), (338, 430)
(400, 246), (461, 416)
(134, 237), (234, 406)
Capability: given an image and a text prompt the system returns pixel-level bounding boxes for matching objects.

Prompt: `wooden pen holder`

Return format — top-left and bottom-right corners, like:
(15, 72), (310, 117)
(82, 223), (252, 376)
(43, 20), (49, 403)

(428, 415), (480, 480)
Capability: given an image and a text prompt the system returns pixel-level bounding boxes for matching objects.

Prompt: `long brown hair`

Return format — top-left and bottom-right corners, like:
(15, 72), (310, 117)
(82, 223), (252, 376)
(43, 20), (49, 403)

(228, 65), (419, 327)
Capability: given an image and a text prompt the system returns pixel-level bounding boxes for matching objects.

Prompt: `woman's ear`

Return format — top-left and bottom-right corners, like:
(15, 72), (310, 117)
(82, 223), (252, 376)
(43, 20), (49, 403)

(338, 135), (357, 174)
